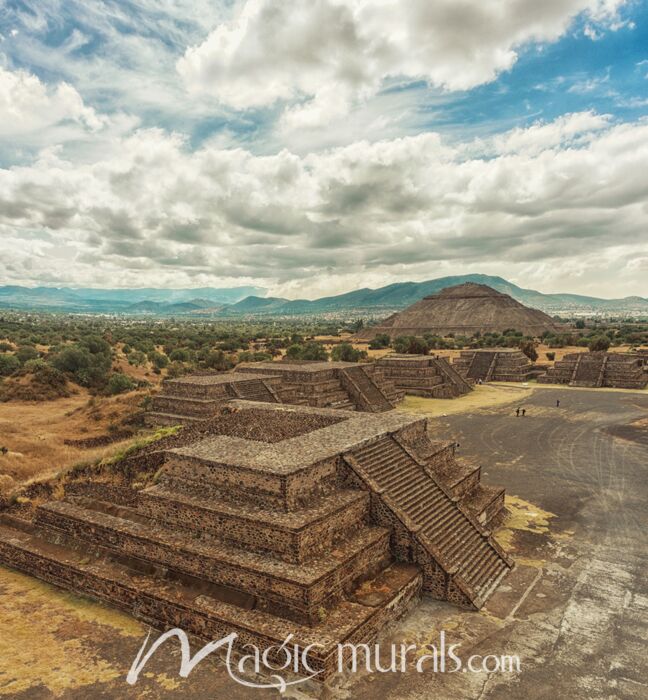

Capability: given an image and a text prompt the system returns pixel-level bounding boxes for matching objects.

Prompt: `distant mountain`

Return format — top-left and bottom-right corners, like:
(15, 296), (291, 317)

(0, 275), (645, 316)
(219, 275), (648, 316)
(222, 295), (290, 314)
(125, 298), (214, 313)
(0, 286), (265, 313)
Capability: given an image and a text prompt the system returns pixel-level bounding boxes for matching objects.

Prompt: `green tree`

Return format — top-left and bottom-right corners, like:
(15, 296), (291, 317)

(169, 348), (191, 362)
(368, 333), (390, 350)
(16, 346), (39, 364)
(127, 350), (147, 367)
(331, 342), (367, 362)
(300, 342), (328, 361)
(52, 343), (112, 387)
(148, 351), (169, 369)
(519, 340), (538, 362)
(588, 336), (610, 352)
(393, 336), (429, 355)
(0, 354), (20, 376)
(107, 373), (136, 395)
(285, 342), (328, 361)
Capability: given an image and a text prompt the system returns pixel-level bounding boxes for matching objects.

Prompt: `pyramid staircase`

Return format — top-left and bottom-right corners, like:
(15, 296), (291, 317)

(375, 355), (472, 398)
(229, 379), (279, 403)
(0, 416), (441, 677)
(431, 358), (474, 396)
(539, 352), (648, 389)
(466, 352), (494, 381)
(339, 366), (394, 412)
(344, 436), (512, 608)
(453, 350), (534, 383)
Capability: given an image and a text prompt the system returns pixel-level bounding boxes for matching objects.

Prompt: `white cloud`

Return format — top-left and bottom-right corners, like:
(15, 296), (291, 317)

(0, 67), (106, 137)
(1, 112), (647, 297)
(178, 0), (628, 127)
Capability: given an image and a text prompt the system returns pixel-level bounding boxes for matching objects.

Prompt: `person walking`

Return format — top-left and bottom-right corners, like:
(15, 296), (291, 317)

(516, 407), (520, 417)
(522, 408), (526, 417)
(556, 399), (560, 408)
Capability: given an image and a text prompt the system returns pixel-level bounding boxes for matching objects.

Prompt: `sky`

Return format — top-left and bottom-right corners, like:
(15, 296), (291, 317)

(0, 0), (647, 300)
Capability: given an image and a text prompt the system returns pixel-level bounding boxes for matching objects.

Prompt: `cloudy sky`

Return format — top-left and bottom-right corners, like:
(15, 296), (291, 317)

(1, 0), (647, 299)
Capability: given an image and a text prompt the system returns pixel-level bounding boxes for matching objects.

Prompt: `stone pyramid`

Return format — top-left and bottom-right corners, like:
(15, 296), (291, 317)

(357, 283), (562, 339)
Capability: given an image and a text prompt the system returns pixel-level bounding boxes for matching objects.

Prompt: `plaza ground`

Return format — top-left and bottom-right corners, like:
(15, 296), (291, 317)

(0, 384), (646, 698)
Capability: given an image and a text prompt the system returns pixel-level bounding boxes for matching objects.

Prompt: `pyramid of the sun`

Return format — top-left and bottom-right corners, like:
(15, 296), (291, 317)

(356, 282), (562, 340)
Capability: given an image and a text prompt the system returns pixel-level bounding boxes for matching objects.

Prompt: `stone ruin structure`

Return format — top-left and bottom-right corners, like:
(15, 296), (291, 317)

(237, 360), (403, 412)
(538, 352), (648, 389)
(0, 401), (512, 678)
(356, 282), (563, 341)
(375, 354), (473, 398)
(147, 362), (403, 427)
(452, 349), (535, 383)
(146, 372), (282, 426)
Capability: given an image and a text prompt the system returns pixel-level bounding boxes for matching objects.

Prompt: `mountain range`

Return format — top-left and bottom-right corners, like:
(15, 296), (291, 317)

(0, 275), (646, 316)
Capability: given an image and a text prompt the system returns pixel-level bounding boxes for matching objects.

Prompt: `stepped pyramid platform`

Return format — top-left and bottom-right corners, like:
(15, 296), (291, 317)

(356, 282), (563, 340)
(237, 360), (404, 412)
(538, 352), (648, 389)
(0, 402), (512, 678)
(146, 371), (282, 426)
(452, 349), (534, 383)
(376, 354), (473, 398)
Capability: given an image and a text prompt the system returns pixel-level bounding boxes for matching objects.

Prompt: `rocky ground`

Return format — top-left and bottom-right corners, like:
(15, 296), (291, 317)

(0, 384), (647, 699)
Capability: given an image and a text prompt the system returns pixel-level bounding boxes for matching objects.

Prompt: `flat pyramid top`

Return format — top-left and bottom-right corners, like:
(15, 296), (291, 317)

(169, 401), (423, 474)
(424, 282), (506, 300)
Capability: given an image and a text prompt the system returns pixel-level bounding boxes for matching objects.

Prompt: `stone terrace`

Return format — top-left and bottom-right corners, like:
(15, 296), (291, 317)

(452, 349), (534, 383)
(146, 371), (282, 426)
(538, 352), (648, 389)
(237, 360), (403, 412)
(0, 401), (511, 678)
(376, 354), (473, 398)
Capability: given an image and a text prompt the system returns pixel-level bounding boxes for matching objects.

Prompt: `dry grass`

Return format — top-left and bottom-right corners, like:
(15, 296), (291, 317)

(0, 388), (153, 491)
(398, 383), (533, 417)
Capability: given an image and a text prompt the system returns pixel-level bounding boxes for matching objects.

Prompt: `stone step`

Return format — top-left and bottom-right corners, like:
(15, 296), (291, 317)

(137, 485), (370, 564)
(347, 435), (512, 609)
(0, 521), (422, 678)
(144, 411), (204, 427)
(34, 500), (391, 625)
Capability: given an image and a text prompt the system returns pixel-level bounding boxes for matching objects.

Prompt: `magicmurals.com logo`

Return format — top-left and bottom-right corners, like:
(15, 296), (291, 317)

(127, 628), (521, 692)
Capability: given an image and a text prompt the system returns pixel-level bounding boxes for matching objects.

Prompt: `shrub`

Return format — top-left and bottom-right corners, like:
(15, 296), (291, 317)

(285, 342), (328, 361)
(16, 345), (39, 364)
(127, 350), (147, 367)
(588, 336), (610, 352)
(34, 365), (67, 391)
(169, 348), (191, 362)
(393, 336), (429, 355)
(202, 350), (234, 370)
(0, 342), (13, 353)
(237, 351), (272, 363)
(0, 354), (20, 377)
(545, 352), (556, 361)
(519, 340), (538, 362)
(368, 333), (390, 350)
(331, 342), (367, 362)
(148, 351), (169, 369)
(23, 358), (48, 372)
(107, 373), (136, 395)
(166, 361), (187, 378)
(300, 342), (329, 361)
(52, 339), (112, 388)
